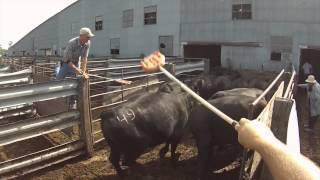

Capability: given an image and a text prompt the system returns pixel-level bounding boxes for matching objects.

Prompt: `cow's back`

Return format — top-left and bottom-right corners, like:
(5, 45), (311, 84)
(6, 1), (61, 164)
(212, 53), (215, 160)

(190, 95), (266, 145)
(101, 90), (191, 152)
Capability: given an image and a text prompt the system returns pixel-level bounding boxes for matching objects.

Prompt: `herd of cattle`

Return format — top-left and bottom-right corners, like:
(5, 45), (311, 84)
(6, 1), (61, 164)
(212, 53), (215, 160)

(100, 69), (277, 179)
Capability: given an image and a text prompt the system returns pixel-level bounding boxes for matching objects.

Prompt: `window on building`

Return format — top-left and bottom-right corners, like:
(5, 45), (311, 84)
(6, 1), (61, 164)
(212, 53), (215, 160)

(271, 52), (282, 61)
(144, 6), (157, 25)
(95, 16), (103, 31)
(110, 38), (120, 55)
(123, 9), (134, 28)
(270, 36), (292, 62)
(232, 4), (252, 20)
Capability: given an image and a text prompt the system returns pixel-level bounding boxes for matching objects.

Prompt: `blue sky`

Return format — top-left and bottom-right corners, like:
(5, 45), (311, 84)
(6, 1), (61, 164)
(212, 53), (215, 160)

(0, 0), (77, 49)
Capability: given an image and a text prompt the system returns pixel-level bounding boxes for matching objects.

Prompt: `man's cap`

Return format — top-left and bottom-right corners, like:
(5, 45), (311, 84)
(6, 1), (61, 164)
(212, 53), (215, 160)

(306, 75), (317, 84)
(80, 27), (95, 37)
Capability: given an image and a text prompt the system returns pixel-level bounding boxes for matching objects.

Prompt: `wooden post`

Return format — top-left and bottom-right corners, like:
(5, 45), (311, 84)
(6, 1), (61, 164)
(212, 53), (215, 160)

(259, 98), (293, 180)
(78, 77), (94, 157)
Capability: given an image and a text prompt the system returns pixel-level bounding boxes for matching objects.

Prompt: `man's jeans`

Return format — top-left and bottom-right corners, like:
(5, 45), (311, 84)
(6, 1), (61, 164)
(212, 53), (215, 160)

(56, 63), (76, 80)
(56, 62), (78, 110)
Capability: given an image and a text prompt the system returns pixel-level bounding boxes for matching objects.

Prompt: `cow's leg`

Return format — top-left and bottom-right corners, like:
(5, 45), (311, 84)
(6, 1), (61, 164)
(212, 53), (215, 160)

(109, 146), (124, 177)
(170, 139), (181, 164)
(122, 152), (139, 167)
(196, 136), (212, 180)
(159, 142), (170, 159)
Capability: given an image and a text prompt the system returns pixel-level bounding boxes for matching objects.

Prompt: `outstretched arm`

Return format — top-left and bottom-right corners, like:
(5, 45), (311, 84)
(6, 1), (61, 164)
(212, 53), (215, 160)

(236, 119), (320, 180)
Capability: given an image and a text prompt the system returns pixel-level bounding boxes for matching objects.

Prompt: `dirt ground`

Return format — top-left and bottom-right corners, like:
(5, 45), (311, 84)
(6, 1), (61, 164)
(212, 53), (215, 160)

(23, 136), (240, 180)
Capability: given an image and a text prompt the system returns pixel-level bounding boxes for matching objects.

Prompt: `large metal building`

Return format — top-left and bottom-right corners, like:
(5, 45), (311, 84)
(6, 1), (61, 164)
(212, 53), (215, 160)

(8, 0), (320, 72)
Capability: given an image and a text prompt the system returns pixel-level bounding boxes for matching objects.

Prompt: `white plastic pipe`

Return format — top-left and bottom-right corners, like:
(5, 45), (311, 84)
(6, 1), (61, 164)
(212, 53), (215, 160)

(159, 66), (238, 127)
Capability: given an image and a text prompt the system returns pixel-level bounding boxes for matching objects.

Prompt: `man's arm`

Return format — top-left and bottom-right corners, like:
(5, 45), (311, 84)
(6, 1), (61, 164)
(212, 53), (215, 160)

(67, 62), (83, 75)
(236, 119), (320, 180)
(297, 84), (308, 88)
(81, 42), (90, 73)
(81, 57), (88, 73)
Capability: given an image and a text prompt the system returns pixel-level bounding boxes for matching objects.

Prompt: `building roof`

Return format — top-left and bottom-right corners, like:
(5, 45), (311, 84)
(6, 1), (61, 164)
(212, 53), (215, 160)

(9, 0), (79, 50)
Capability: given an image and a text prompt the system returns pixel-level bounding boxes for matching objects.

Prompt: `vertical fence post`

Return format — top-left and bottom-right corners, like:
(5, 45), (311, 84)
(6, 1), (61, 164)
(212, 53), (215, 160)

(78, 77), (94, 157)
(259, 98), (293, 180)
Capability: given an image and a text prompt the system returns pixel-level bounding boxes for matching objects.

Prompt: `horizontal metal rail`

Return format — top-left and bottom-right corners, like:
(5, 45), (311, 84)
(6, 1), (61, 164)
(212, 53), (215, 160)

(89, 72), (162, 85)
(5, 151), (84, 180)
(91, 100), (127, 111)
(89, 65), (142, 72)
(0, 111), (80, 146)
(0, 66), (10, 73)
(92, 118), (101, 123)
(0, 141), (84, 175)
(94, 137), (105, 145)
(0, 79), (78, 100)
(0, 78), (30, 86)
(0, 89), (77, 109)
(93, 130), (102, 136)
(90, 81), (164, 98)
(0, 105), (33, 120)
(284, 70), (296, 99)
(252, 69), (285, 105)
(0, 69), (32, 82)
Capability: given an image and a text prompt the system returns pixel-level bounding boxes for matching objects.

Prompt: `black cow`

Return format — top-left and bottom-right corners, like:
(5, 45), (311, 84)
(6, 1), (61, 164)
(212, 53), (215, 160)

(189, 95), (267, 180)
(100, 82), (194, 176)
(191, 73), (241, 99)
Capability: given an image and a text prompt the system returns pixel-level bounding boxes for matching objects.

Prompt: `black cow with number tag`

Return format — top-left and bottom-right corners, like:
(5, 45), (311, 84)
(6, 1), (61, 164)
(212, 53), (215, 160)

(100, 81), (195, 176)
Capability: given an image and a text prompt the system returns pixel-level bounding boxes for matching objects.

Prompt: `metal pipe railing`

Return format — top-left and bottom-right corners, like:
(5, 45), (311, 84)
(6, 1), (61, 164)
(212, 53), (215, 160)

(252, 69), (285, 105)
(0, 112), (80, 146)
(284, 70), (296, 99)
(90, 81), (164, 98)
(0, 141), (84, 175)
(91, 100), (127, 111)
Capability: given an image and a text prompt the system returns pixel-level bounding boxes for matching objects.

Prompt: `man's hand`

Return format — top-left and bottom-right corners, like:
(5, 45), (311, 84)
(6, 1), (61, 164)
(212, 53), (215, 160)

(82, 73), (89, 79)
(141, 51), (165, 73)
(235, 118), (276, 151)
(74, 68), (89, 79)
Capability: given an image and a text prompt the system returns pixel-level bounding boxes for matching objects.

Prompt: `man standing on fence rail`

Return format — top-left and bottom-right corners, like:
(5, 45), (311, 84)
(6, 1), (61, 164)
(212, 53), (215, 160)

(56, 27), (93, 80)
(297, 75), (320, 132)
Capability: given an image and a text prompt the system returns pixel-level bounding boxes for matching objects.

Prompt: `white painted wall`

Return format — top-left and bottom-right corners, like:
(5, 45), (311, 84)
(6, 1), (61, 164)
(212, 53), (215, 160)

(8, 0), (320, 72)
(180, 0), (320, 72)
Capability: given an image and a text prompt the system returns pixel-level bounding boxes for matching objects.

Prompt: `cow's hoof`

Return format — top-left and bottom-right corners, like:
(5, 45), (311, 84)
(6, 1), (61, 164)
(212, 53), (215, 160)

(159, 149), (167, 159)
(172, 153), (181, 162)
(117, 168), (128, 178)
